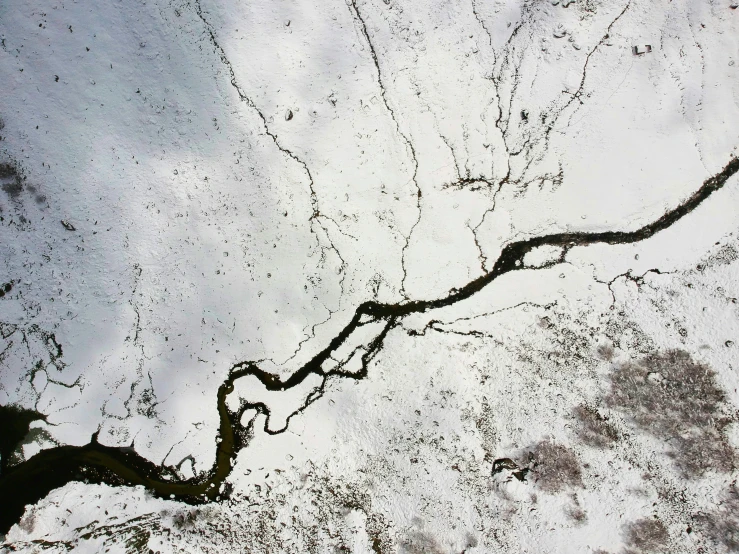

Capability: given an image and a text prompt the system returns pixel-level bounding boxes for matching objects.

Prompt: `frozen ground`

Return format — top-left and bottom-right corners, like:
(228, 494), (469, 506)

(1, 0), (739, 551)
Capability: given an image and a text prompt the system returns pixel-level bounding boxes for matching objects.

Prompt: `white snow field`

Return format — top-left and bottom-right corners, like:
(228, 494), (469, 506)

(1, 0), (739, 551)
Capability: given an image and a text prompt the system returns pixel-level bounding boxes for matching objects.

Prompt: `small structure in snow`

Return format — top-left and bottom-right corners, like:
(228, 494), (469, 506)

(61, 220), (76, 231)
(632, 45), (653, 55)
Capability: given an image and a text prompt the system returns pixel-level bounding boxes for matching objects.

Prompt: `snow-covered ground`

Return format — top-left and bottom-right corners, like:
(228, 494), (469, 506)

(1, 0), (739, 551)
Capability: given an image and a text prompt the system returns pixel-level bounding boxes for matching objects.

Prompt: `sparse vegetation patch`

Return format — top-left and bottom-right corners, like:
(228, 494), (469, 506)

(623, 518), (669, 553)
(519, 440), (582, 493)
(573, 404), (619, 448)
(606, 349), (735, 478)
(694, 484), (739, 552)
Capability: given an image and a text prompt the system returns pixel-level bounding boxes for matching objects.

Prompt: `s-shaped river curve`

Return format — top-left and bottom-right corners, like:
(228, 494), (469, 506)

(1, 156), (738, 535)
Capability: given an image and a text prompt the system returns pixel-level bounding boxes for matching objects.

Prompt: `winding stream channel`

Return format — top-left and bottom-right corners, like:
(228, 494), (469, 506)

(1, 156), (738, 535)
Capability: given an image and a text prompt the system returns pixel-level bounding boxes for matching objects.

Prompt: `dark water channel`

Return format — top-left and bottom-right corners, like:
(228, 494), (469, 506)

(1, 157), (737, 536)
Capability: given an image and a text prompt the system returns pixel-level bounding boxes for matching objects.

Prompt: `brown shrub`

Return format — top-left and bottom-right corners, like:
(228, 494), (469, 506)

(605, 349), (735, 478)
(0, 163), (22, 198)
(399, 531), (444, 554)
(573, 405), (619, 448)
(694, 484), (739, 552)
(565, 504), (587, 524)
(170, 508), (202, 530)
(624, 518), (669, 553)
(520, 440), (582, 493)
(597, 343), (616, 361)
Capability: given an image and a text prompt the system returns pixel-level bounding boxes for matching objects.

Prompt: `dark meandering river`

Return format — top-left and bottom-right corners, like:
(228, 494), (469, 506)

(1, 156), (738, 536)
